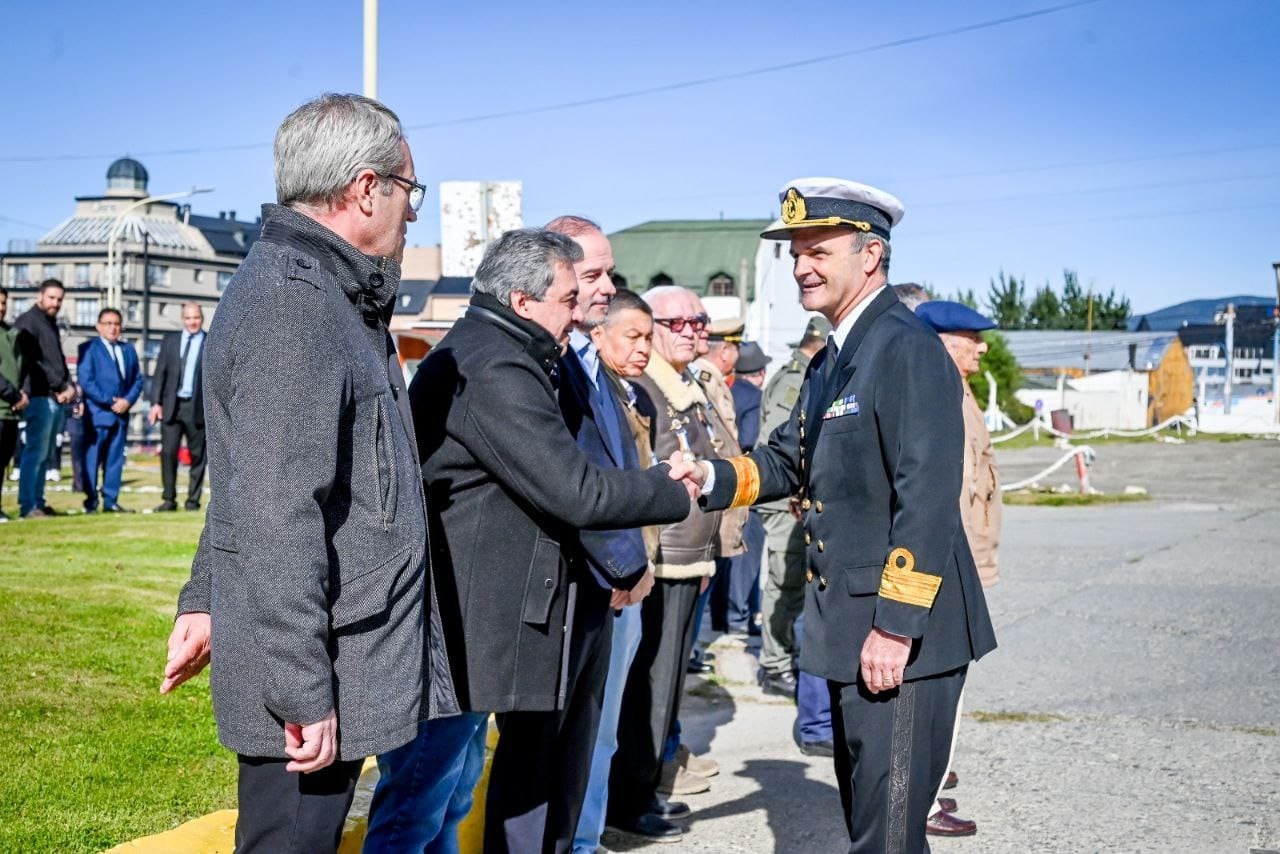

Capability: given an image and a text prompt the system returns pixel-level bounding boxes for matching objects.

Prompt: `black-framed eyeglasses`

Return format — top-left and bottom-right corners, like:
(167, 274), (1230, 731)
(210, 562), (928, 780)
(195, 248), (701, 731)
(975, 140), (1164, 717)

(383, 173), (426, 213)
(653, 314), (709, 333)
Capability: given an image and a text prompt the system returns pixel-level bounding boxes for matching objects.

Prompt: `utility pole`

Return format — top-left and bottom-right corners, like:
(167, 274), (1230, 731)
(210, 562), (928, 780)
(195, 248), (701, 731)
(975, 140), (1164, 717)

(141, 231), (152, 375)
(1224, 302), (1236, 416)
(1083, 286), (1094, 376)
(363, 0), (378, 99)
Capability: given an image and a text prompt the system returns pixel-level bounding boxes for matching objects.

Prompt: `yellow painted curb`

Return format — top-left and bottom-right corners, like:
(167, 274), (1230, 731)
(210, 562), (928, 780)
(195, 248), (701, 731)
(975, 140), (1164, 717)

(106, 719), (498, 853)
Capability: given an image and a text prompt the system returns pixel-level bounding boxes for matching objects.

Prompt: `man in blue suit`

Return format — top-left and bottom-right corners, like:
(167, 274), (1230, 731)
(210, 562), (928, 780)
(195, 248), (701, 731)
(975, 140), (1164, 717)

(78, 307), (143, 512)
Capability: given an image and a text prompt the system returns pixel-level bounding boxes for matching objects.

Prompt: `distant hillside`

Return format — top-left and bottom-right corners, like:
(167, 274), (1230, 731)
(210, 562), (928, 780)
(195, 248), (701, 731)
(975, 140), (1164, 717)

(1128, 295), (1274, 331)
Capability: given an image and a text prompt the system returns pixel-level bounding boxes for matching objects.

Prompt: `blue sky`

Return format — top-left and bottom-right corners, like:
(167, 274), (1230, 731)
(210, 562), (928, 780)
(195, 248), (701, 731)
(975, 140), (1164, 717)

(2, 0), (1278, 313)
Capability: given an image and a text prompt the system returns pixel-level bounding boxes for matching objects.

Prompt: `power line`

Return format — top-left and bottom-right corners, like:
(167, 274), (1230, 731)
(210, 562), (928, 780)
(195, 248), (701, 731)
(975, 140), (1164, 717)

(0, 0), (1101, 164)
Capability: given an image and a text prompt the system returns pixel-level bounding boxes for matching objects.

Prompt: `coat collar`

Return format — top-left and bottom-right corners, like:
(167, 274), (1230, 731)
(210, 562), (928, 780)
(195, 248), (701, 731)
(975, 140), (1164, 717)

(466, 292), (562, 378)
(257, 203), (402, 321)
(644, 352), (707, 412)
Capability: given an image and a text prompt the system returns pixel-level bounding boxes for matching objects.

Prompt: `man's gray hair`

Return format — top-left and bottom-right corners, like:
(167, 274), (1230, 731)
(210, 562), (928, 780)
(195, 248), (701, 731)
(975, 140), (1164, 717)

(471, 228), (584, 306)
(892, 283), (928, 309)
(544, 215), (601, 238)
(640, 284), (693, 313)
(853, 231), (892, 276)
(275, 93), (405, 210)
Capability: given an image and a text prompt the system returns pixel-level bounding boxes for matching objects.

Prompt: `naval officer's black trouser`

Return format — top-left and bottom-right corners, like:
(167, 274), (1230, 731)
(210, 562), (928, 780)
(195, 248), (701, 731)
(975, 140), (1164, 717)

(828, 665), (967, 854)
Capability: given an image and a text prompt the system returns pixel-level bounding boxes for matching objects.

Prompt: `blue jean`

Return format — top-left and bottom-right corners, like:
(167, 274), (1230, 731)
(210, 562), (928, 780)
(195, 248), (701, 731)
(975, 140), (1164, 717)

(794, 613), (833, 744)
(18, 397), (61, 515)
(364, 712), (488, 854)
(573, 603), (643, 854)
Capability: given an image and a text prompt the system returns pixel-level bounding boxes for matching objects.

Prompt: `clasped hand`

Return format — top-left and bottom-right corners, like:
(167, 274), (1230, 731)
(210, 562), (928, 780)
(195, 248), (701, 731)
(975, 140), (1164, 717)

(665, 452), (707, 500)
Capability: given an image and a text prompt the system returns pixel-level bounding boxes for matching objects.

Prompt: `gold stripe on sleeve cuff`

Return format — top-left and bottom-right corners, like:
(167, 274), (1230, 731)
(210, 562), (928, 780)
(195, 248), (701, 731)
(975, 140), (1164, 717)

(728, 456), (761, 509)
(878, 546), (942, 608)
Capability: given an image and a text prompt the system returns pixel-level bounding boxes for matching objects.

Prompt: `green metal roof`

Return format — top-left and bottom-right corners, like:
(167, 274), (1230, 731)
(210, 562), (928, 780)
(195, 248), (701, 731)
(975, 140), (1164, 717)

(607, 219), (771, 298)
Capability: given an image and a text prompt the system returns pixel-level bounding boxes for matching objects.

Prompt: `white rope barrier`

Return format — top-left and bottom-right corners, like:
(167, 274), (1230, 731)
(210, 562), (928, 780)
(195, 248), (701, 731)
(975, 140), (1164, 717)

(1001, 445), (1096, 492)
(992, 412), (1196, 443)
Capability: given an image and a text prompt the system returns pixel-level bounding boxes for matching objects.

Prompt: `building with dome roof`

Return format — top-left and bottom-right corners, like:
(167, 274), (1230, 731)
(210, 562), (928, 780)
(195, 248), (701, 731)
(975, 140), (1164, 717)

(0, 157), (260, 369)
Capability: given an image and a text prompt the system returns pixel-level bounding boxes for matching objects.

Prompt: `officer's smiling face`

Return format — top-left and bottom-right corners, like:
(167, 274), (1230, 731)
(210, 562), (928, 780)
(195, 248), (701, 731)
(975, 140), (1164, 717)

(789, 227), (882, 325)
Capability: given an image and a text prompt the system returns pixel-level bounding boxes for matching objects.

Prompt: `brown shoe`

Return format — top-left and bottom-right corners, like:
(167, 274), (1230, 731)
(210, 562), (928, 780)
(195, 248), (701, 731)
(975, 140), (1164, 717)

(926, 810), (976, 837)
(657, 760), (711, 795)
(677, 744), (719, 778)
(943, 770), (959, 789)
(936, 797), (958, 813)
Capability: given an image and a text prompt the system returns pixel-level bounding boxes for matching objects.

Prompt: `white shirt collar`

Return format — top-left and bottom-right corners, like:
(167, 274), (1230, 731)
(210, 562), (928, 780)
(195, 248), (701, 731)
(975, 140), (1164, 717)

(830, 285), (886, 351)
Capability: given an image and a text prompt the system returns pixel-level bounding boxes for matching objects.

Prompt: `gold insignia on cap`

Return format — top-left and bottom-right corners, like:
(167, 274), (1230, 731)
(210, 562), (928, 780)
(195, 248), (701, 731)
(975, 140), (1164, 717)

(878, 547), (941, 608)
(781, 188), (807, 225)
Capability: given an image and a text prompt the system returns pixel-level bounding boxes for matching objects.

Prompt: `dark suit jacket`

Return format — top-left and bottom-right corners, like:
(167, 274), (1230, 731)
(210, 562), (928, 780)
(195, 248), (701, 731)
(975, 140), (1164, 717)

(411, 294), (690, 713)
(558, 347), (649, 589)
(78, 337), (143, 428)
(151, 330), (205, 426)
(732, 380), (762, 451)
(704, 287), (996, 683)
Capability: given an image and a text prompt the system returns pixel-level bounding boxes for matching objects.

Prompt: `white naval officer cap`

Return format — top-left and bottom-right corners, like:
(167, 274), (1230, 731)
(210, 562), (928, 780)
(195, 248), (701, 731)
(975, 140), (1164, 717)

(760, 177), (905, 241)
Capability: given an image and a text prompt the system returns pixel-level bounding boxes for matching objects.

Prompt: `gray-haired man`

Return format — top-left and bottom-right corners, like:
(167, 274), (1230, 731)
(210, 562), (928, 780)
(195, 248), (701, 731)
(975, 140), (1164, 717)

(159, 93), (455, 853)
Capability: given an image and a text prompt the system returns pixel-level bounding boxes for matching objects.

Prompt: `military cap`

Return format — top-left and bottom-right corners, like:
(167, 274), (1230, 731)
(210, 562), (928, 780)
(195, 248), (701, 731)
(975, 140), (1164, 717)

(790, 314), (833, 347)
(761, 177), (905, 241)
(735, 342), (772, 374)
(707, 317), (745, 343)
(915, 300), (997, 333)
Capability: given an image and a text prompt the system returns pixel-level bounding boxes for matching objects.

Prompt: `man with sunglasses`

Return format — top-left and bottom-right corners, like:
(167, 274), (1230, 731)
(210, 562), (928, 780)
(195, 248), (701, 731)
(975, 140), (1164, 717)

(161, 93), (453, 854)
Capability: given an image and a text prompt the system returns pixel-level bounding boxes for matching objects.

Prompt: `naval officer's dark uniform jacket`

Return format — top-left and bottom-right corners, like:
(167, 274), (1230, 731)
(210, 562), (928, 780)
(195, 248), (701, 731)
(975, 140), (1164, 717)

(702, 287), (996, 853)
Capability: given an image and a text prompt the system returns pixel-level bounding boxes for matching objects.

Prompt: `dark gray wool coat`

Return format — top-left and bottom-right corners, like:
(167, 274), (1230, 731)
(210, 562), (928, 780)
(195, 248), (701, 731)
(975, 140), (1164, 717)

(411, 293), (692, 713)
(177, 203), (458, 761)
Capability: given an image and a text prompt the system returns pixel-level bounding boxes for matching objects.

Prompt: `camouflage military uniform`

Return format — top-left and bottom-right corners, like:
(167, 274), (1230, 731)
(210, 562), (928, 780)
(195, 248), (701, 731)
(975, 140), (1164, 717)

(756, 349), (811, 677)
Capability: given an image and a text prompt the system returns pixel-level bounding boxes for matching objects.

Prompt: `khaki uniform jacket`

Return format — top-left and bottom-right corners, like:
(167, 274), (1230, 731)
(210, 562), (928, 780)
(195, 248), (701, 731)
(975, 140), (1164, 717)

(693, 358), (747, 557)
(961, 382), (1001, 587)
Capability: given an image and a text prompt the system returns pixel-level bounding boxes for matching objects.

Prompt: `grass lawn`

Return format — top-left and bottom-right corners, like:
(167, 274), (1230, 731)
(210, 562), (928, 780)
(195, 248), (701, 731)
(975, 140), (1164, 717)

(1003, 489), (1152, 507)
(0, 459), (234, 852)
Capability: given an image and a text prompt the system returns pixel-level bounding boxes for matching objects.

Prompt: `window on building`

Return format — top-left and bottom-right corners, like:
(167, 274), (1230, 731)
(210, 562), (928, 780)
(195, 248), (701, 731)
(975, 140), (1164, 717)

(193, 268), (204, 284)
(157, 302), (171, 317)
(146, 264), (170, 287)
(217, 271), (233, 291)
(1190, 346), (1217, 360)
(75, 263), (92, 285)
(11, 297), (31, 315)
(75, 297), (100, 327)
(707, 272), (736, 297)
(42, 263), (60, 282)
(9, 264), (30, 286)
(648, 272), (674, 288)
(612, 272), (629, 290)
(125, 300), (141, 323)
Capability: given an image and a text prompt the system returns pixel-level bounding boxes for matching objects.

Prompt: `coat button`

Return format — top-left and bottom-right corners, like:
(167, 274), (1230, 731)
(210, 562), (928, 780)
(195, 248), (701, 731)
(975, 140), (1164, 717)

(817, 540), (825, 552)
(804, 532), (812, 545)
(370, 272), (384, 287)
(800, 457), (806, 471)
(801, 498), (812, 510)
(543, 578), (553, 589)
(799, 426), (806, 440)
(805, 569), (814, 583)
(816, 500), (824, 513)
(294, 258), (311, 269)
(818, 576), (829, 591)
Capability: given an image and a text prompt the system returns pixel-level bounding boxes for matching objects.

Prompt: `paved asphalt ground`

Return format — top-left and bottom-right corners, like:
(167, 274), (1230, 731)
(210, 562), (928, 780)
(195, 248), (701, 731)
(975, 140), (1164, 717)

(607, 438), (1280, 854)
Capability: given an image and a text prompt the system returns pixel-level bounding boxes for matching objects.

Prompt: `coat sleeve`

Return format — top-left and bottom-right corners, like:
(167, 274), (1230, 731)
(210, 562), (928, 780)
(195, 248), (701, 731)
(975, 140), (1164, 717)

(871, 330), (966, 639)
(461, 354), (691, 534)
(124, 345), (144, 405)
(217, 283), (346, 726)
(701, 376), (805, 511)
(0, 370), (20, 405)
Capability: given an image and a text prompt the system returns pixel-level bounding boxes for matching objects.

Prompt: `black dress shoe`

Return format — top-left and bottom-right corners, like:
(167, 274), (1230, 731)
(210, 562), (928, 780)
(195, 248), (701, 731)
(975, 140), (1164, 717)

(759, 670), (797, 697)
(154, 501), (178, 512)
(647, 797), (690, 819)
(605, 813), (682, 841)
(799, 740), (834, 757)
(103, 504), (135, 513)
(184, 501), (201, 511)
(687, 659), (714, 675)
